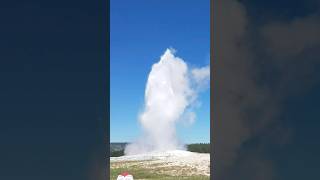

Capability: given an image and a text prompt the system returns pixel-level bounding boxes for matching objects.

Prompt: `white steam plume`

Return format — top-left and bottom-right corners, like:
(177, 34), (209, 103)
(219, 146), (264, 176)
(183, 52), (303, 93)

(125, 48), (209, 155)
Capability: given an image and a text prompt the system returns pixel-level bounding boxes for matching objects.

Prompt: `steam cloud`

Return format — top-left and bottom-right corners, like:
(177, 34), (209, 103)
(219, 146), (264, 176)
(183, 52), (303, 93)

(125, 48), (209, 155)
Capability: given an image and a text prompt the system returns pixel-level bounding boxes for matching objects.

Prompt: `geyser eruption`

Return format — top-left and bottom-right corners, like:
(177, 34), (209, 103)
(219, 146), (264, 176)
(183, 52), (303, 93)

(125, 48), (209, 155)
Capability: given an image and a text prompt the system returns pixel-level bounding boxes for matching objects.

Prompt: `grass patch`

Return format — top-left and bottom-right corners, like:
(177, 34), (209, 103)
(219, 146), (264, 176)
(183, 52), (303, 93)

(110, 166), (209, 180)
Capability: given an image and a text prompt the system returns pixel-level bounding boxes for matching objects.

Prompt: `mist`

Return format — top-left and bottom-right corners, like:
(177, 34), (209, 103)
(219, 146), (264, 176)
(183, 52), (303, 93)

(125, 48), (209, 155)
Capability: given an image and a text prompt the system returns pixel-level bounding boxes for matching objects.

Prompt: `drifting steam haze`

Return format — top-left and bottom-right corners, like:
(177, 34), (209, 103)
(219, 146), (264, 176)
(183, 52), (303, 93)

(125, 48), (209, 155)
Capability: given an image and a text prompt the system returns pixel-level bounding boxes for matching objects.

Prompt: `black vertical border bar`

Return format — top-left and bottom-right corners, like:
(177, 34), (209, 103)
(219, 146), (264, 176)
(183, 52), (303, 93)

(210, 0), (214, 179)
(106, 0), (110, 178)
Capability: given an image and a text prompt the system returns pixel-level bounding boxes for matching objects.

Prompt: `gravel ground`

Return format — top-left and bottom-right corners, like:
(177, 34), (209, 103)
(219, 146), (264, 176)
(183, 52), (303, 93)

(110, 150), (210, 176)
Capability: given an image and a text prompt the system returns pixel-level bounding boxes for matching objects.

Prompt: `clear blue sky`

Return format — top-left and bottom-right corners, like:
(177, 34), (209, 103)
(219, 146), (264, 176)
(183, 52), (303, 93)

(110, 0), (210, 143)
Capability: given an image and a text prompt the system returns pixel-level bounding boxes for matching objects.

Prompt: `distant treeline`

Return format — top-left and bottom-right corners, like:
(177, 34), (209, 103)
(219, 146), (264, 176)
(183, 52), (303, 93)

(110, 143), (210, 157)
(111, 149), (125, 157)
(187, 143), (210, 153)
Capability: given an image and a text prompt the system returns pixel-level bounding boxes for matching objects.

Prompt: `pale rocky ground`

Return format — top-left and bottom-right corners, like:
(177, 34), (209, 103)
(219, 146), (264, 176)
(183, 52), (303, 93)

(110, 150), (210, 177)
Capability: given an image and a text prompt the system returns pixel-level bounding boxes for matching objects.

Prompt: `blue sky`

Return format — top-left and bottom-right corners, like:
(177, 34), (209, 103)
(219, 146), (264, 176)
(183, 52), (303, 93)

(110, 0), (210, 143)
